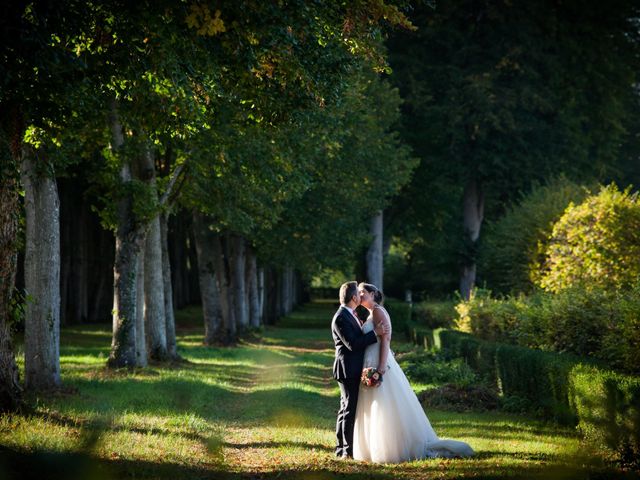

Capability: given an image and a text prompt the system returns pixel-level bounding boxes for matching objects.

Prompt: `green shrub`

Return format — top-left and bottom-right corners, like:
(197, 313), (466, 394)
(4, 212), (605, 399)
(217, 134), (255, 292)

(539, 183), (640, 293)
(454, 285), (640, 375)
(537, 285), (614, 357)
(454, 288), (536, 345)
(438, 330), (586, 423)
(480, 177), (590, 294)
(397, 349), (477, 387)
(384, 298), (411, 335)
(405, 323), (443, 350)
(570, 364), (640, 468)
(412, 328), (640, 465)
(500, 395), (532, 414)
(419, 384), (500, 412)
(411, 301), (456, 329)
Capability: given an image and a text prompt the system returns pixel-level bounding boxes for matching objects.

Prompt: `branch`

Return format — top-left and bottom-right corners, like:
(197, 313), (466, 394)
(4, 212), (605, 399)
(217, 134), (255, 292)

(159, 160), (187, 209)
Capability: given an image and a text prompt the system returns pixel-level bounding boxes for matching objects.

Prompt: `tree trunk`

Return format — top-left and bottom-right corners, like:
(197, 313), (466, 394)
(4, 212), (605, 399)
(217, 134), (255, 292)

(247, 248), (260, 328)
(161, 213), (177, 358)
(21, 148), (61, 391)
(279, 267), (292, 316)
(193, 212), (222, 345)
(214, 234), (236, 342)
(366, 211), (384, 290)
(135, 252), (147, 367)
(144, 231), (167, 359)
(257, 267), (265, 324)
(108, 100), (142, 368)
(460, 177), (484, 300)
(0, 156), (22, 410)
(139, 147), (168, 361)
(231, 235), (249, 331)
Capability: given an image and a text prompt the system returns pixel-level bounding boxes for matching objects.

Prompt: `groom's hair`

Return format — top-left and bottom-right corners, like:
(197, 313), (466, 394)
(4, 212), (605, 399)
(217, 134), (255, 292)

(339, 281), (358, 305)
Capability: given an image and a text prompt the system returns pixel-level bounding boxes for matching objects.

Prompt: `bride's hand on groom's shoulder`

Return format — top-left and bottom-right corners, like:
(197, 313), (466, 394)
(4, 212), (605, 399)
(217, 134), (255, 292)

(374, 322), (390, 337)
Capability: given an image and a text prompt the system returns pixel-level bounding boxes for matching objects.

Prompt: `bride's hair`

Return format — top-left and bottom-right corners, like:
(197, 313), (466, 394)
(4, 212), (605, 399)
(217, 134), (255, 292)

(358, 282), (384, 304)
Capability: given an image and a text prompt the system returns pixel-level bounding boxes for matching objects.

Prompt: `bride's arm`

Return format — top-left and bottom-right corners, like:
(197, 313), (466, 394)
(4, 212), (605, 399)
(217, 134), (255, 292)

(373, 308), (391, 375)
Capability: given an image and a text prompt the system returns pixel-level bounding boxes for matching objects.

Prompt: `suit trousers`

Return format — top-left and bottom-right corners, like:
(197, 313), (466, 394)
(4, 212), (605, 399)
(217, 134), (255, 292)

(335, 378), (360, 458)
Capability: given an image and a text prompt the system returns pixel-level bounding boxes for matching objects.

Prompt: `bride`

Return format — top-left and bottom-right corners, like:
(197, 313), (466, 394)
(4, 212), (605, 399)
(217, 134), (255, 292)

(353, 282), (475, 463)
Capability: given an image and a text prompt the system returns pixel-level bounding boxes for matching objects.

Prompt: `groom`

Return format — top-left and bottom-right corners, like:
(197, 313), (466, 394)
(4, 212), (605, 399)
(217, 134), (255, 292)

(331, 281), (388, 459)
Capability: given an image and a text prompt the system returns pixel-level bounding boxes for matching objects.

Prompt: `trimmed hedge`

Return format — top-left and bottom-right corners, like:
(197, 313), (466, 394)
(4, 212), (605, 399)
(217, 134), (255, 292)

(571, 365), (640, 467)
(407, 325), (640, 466)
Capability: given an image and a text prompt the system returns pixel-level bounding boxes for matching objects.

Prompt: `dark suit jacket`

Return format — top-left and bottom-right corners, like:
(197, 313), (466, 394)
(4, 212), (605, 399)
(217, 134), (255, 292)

(331, 305), (378, 381)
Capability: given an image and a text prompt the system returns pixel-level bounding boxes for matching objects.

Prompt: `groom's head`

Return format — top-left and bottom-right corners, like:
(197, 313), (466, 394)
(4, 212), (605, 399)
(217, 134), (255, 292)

(339, 281), (360, 307)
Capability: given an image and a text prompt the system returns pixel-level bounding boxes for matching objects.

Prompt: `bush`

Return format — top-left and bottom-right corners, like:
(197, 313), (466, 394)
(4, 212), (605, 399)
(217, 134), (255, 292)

(571, 365), (640, 469)
(480, 177), (590, 294)
(539, 183), (640, 293)
(437, 329), (587, 423)
(454, 285), (640, 375)
(537, 285), (615, 357)
(411, 301), (456, 329)
(384, 298), (411, 335)
(397, 349), (477, 387)
(454, 288), (537, 345)
(419, 384), (500, 412)
(414, 328), (640, 465)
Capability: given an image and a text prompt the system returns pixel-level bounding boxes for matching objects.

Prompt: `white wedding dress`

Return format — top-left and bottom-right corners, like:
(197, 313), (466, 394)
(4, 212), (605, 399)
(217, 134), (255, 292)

(353, 306), (474, 463)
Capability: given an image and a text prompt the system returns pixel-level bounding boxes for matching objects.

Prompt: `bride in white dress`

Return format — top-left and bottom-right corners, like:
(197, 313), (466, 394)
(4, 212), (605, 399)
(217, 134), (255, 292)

(353, 283), (475, 463)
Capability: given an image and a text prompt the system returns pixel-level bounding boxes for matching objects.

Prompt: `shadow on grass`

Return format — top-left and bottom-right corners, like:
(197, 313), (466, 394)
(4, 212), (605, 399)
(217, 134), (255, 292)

(1, 445), (638, 480)
(430, 419), (580, 440)
(49, 372), (338, 426)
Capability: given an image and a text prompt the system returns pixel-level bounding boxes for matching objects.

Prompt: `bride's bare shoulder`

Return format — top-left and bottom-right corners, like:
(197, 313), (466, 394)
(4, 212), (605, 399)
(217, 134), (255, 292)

(372, 305), (391, 325)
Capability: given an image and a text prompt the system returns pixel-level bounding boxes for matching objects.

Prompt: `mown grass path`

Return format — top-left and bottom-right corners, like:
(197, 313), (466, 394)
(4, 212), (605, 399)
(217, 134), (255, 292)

(0, 301), (633, 479)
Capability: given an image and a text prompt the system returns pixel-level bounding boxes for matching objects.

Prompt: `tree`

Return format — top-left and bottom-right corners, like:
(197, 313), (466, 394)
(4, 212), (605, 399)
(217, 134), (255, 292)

(259, 67), (416, 282)
(539, 184), (640, 293)
(0, 133), (22, 410)
(480, 177), (590, 294)
(0, 1), (95, 390)
(387, 0), (640, 298)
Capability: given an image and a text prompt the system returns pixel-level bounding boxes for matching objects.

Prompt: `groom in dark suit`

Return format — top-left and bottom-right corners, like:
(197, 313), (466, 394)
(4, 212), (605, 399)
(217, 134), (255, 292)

(331, 281), (387, 459)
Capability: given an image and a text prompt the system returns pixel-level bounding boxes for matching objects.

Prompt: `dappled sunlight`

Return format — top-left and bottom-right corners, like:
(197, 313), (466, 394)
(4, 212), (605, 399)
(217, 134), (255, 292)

(248, 342), (332, 355)
(3, 306), (632, 480)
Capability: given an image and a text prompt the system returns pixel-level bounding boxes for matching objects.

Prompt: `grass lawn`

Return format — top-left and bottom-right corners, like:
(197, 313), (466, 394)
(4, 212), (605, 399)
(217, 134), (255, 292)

(1, 302), (636, 479)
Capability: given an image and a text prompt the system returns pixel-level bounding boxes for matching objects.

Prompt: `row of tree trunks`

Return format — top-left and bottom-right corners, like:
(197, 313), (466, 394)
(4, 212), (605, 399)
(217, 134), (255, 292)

(58, 181), (190, 328)
(59, 176), (114, 324)
(169, 213), (200, 309)
(21, 147), (61, 390)
(0, 147), (23, 411)
(261, 267), (301, 325)
(192, 219), (284, 344)
(193, 212), (222, 345)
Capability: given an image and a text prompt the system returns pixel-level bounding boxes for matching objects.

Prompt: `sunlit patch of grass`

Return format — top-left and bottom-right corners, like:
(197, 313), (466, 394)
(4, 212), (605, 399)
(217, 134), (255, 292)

(2, 301), (635, 480)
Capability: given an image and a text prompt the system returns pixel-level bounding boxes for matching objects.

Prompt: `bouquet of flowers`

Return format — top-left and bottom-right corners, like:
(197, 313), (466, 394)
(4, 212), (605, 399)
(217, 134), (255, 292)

(361, 367), (383, 388)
